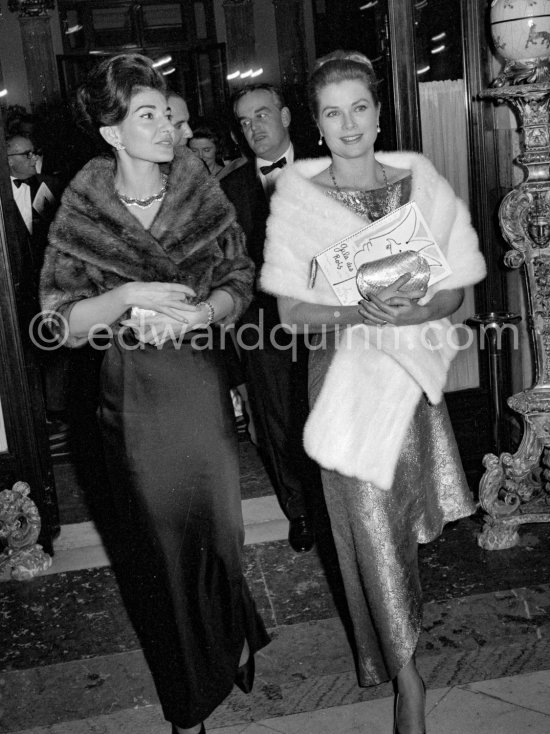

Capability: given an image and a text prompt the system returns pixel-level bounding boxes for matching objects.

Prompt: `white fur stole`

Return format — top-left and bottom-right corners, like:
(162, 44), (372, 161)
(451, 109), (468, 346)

(261, 153), (486, 489)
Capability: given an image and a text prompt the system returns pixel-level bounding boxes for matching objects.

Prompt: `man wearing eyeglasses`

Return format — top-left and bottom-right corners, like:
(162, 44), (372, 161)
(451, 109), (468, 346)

(7, 134), (60, 238)
(7, 134), (65, 425)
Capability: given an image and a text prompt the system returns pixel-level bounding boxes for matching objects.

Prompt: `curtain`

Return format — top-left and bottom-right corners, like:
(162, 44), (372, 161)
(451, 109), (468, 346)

(0, 398), (7, 452)
(419, 79), (479, 392)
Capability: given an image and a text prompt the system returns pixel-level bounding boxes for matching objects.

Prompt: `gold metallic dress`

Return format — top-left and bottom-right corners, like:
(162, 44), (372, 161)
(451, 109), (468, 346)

(309, 178), (476, 686)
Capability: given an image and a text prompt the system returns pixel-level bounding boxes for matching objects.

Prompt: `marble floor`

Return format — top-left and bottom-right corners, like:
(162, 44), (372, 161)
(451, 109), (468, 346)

(2, 439), (550, 734)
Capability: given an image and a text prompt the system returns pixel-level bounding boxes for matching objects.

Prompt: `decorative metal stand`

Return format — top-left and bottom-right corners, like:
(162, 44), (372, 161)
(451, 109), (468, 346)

(466, 311), (521, 456)
(477, 82), (550, 550)
(0, 481), (52, 581)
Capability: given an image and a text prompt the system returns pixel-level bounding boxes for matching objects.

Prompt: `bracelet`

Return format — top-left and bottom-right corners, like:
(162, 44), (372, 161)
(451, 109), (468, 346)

(198, 300), (215, 326)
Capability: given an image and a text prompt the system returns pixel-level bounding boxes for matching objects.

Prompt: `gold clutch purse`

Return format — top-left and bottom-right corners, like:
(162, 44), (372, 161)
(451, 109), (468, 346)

(355, 250), (430, 298)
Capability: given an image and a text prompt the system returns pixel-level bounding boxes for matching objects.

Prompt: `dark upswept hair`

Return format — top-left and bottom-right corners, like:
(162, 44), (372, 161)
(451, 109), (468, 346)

(308, 50), (381, 119)
(231, 83), (287, 119)
(75, 53), (167, 139)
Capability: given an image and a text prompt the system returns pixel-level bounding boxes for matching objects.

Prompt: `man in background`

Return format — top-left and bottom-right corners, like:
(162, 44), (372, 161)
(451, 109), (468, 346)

(221, 84), (320, 553)
(7, 133), (65, 428)
(167, 93), (193, 148)
(7, 134), (60, 247)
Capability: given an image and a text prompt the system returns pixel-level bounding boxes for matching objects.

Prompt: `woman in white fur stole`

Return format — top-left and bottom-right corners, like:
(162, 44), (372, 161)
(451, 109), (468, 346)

(261, 51), (486, 734)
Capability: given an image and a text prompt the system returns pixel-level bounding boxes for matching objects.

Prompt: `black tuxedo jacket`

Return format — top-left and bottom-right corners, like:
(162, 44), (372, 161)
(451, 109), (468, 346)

(220, 143), (319, 341)
(13, 174), (62, 241)
(11, 173), (63, 304)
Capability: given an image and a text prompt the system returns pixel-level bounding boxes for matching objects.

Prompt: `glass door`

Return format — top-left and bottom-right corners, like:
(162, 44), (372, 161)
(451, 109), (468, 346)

(311, 0), (396, 152)
(385, 0), (508, 482)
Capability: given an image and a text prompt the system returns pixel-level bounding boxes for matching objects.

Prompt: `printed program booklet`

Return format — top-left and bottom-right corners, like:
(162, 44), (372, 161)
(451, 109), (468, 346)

(309, 201), (452, 306)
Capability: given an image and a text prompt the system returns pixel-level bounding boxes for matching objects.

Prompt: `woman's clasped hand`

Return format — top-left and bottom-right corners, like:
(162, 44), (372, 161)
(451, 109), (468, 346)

(357, 273), (428, 327)
(119, 281), (214, 344)
(123, 281), (197, 317)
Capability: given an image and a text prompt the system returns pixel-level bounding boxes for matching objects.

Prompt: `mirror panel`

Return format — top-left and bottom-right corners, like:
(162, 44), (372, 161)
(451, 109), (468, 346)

(414, 0), (480, 391)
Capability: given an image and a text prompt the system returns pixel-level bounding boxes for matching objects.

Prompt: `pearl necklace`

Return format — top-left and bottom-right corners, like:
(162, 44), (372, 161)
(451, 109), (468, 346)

(117, 174), (168, 209)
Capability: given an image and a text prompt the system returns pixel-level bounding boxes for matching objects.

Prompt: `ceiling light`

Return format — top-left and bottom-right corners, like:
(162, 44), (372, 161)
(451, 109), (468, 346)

(416, 64), (430, 75)
(431, 44), (446, 55)
(153, 55), (172, 68)
(162, 66), (176, 75)
(227, 70), (240, 81)
(240, 69), (253, 79)
(250, 68), (263, 78)
(0, 89), (8, 98)
(65, 24), (83, 34)
(431, 32), (446, 42)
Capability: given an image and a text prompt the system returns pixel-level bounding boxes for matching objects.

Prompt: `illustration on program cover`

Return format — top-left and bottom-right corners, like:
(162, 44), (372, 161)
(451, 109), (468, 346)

(309, 201), (453, 306)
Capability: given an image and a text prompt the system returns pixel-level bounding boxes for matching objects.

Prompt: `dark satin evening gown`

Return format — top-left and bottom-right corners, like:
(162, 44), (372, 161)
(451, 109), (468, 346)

(98, 330), (269, 728)
(308, 179), (476, 686)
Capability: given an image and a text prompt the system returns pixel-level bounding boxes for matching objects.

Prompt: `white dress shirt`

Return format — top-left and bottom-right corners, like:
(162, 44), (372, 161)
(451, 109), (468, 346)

(11, 176), (33, 233)
(256, 143), (294, 197)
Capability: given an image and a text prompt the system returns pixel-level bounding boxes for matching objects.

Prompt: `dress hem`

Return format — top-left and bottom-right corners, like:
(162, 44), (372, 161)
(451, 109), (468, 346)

(416, 503), (477, 546)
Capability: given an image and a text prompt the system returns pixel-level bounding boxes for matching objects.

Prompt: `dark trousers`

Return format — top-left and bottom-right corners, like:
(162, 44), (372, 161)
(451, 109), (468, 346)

(241, 339), (320, 520)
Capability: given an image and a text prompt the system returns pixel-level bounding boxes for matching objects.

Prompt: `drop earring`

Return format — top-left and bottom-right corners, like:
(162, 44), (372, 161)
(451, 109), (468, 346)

(114, 141), (125, 151)
(318, 133), (323, 147)
(377, 122), (381, 133)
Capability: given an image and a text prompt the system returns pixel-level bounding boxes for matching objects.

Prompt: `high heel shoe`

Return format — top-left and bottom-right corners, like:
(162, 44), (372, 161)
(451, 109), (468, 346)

(393, 678), (426, 734)
(393, 692), (399, 734)
(171, 724), (205, 734)
(234, 654), (255, 693)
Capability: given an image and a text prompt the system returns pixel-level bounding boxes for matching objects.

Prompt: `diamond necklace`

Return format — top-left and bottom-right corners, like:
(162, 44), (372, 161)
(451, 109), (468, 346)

(117, 174), (168, 209)
(329, 161), (388, 195)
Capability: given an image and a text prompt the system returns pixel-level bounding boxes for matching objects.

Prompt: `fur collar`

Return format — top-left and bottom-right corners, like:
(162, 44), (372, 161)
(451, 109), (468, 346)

(48, 146), (235, 284)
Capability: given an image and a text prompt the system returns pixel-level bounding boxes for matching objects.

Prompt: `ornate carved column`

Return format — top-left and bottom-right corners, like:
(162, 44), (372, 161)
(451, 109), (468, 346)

(272, 0), (307, 89)
(9, 0), (59, 109)
(222, 0), (256, 75)
(477, 81), (550, 550)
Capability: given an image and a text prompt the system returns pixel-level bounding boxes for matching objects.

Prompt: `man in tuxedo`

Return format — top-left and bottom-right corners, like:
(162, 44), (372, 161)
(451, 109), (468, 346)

(221, 84), (320, 553)
(7, 134), (65, 423)
(7, 135), (61, 266)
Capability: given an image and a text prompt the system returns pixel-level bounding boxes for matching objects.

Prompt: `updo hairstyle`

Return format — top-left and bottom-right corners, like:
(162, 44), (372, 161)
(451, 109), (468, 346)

(308, 50), (381, 120)
(75, 53), (167, 146)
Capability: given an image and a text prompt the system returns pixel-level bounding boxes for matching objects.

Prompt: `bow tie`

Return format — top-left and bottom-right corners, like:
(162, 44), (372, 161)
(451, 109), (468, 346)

(13, 178), (30, 188)
(259, 157), (287, 175)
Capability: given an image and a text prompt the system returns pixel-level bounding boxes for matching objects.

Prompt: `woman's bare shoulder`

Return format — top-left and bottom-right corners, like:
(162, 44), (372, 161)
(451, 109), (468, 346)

(383, 164), (412, 185)
(310, 166), (333, 190)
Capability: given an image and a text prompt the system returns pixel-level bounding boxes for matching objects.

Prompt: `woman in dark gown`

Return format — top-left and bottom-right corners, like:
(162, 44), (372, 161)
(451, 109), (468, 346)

(40, 53), (269, 734)
(261, 51), (486, 734)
